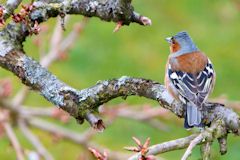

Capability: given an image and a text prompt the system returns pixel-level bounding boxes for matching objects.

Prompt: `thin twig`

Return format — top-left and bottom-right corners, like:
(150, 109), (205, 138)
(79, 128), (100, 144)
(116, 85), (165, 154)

(200, 142), (212, 160)
(18, 120), (54, 160)
(128, 134), (198, 160)
(40, 16), (87, 68)
(28, 118), (128, 159)
(101, 105), (169, 131)
(181, 133), (204, 160)
(2, 121), (24, 160)
(40, 17), (66, 67)
(12, 86), (29, 107)
(59, 17), (88, 51)
(28, 118), (95, 145)
(21, 106), (53, 117)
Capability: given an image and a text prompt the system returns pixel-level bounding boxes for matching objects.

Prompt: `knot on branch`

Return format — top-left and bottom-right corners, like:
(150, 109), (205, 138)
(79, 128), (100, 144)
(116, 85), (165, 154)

(60, 87), (106, 131)
(60, 88), (81, 117)
(109, 0), (134, 25)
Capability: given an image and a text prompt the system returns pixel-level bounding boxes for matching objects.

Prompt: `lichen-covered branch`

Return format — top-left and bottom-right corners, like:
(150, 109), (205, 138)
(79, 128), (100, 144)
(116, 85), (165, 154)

(0, 0), (151, 57)
(31, 0), (151, 26)
(129, 121), (226, 160)
(0, 50), (240, 134)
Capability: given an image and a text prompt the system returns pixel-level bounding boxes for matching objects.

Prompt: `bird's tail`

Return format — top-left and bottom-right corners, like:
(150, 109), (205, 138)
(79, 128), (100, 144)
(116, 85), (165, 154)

(184, 102), (202, 129)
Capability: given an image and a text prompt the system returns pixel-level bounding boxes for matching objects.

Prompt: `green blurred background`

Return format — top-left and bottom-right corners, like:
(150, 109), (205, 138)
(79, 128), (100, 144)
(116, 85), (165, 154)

(1, 0), (240, 159)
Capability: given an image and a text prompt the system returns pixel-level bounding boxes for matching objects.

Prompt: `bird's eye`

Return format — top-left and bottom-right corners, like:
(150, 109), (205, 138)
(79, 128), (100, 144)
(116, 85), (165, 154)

(171, 37), (176, 44)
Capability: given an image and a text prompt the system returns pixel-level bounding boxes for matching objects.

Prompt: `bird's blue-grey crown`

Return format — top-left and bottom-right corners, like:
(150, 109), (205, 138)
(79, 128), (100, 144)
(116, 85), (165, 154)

(166, 31), (199, 57)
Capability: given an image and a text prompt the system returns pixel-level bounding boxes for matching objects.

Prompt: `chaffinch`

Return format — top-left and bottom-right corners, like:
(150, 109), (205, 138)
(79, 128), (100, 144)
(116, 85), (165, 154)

(164, 31), (215, 128)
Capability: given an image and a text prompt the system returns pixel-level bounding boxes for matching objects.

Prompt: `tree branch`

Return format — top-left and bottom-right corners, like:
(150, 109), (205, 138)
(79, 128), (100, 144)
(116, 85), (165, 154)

(0, 49), (240, 134)
(28, 118), (129, 159)
(128, 134), (198, 160)
(0, 1), (240, 159)
(129, 121), (226, 160)
(29, 118), (95, 145)
(31, 0), (151, 26)
(181, 133), (205, 160)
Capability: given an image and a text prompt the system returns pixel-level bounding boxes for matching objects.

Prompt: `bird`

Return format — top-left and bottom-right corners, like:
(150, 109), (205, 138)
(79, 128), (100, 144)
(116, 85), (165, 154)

(164, 31), (215, 128)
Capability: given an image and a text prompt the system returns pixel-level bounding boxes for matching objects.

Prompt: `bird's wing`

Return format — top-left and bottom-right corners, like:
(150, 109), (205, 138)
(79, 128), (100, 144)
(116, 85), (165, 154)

(168, 59), (215, 106)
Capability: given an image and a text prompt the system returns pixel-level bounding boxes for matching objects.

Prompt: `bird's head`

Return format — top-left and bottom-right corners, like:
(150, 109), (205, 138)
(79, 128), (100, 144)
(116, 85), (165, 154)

(165, 31), (199, 55)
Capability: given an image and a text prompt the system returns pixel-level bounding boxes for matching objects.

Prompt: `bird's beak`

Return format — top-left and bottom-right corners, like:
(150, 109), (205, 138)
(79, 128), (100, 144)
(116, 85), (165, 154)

(165, 37), (172, 44)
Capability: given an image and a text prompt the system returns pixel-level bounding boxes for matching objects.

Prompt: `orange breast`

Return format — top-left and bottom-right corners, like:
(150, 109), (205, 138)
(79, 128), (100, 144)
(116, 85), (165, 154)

(170, 51), (208, 74)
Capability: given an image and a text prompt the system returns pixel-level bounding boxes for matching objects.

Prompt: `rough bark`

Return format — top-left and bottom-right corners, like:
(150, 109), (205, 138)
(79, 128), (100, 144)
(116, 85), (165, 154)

(0, 49), (239, 134)
(32, 0), (138, 25)
(0, 0), (151, 128)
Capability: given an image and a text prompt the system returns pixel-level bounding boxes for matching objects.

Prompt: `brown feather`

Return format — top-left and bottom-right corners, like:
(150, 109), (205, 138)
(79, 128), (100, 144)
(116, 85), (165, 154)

(169, 51), (208, 74)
